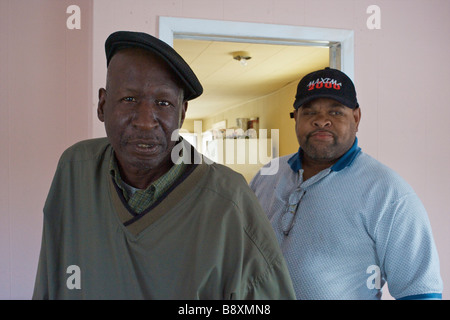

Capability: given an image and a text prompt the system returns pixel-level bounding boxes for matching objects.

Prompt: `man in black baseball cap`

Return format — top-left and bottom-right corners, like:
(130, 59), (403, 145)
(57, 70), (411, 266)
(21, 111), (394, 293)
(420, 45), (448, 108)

(293, 67), (359, 110)
(250, 67), (443, 300)
(289, 67), (361, 178)
(33, 30), (296, 300)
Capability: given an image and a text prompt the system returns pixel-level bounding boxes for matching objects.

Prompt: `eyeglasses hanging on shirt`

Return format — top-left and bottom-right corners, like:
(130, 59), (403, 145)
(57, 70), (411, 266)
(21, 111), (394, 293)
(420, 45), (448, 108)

(280, 188), (306, 236)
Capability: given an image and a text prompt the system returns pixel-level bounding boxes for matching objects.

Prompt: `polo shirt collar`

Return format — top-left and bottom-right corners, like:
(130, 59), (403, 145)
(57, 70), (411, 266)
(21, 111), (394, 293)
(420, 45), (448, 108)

(288, 137), (361, 173)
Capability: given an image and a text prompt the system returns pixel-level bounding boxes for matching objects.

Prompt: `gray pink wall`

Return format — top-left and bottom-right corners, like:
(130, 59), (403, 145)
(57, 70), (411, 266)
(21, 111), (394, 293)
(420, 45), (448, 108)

(0, 0), (93, 298)
(1, 0), (449, 299)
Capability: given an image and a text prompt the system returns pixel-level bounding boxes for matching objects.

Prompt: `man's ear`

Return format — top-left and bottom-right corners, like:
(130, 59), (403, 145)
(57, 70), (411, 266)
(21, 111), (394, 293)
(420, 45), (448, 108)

(97, 88), (107, 122)
(179, 101), (188, 128)
(353, 107), (362, 132)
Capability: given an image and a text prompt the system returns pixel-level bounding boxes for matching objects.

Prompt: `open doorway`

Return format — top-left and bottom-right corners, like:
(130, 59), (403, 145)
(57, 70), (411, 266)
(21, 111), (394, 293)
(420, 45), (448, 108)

(173, 38), (330, 120)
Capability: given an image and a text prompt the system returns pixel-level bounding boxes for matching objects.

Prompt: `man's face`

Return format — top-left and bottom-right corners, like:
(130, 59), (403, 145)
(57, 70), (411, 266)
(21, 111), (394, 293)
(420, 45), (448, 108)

(294, 98), (361, 164)
(97, 48), (187, 177)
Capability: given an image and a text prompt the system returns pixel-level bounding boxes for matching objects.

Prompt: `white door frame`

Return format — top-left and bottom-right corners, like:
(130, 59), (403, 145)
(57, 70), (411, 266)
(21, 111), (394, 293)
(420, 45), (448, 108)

(158, 17), (354, 79)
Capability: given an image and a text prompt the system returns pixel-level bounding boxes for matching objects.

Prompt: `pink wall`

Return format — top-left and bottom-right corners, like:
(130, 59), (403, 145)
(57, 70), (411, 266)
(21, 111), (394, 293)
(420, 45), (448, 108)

(1, 0), (449, 299)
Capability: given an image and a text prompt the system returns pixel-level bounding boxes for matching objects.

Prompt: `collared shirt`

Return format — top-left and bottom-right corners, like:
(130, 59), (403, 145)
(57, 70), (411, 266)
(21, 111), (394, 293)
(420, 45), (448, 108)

(250, 138), (443, 300)
(110, 154), (187, 214)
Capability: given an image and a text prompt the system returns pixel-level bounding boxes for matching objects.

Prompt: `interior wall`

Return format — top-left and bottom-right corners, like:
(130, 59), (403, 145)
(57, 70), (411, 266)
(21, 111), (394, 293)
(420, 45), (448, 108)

(2, 0), (450, 299)
(0, 0), (93, 299)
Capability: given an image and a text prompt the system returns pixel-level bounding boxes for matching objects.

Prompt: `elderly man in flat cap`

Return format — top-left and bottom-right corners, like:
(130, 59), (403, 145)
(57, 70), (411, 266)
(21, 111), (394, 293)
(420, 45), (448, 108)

(33, 31), (295, 300)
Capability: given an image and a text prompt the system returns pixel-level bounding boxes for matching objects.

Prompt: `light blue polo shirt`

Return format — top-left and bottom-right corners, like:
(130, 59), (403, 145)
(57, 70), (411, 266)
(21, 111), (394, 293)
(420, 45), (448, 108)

(250, 138), (443, 300)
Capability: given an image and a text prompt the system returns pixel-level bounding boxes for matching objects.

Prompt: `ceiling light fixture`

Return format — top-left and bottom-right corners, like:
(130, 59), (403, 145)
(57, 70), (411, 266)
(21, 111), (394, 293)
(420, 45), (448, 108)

(232, 51), (252, 66)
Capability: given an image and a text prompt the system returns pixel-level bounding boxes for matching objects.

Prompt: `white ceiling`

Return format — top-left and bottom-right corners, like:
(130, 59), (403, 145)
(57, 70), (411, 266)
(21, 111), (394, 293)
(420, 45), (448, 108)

(174, 39), (330, 120)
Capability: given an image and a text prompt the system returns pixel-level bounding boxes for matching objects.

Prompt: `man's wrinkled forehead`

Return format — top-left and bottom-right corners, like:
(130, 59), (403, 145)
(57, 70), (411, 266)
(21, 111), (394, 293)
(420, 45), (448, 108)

(108, 47), (165, 70)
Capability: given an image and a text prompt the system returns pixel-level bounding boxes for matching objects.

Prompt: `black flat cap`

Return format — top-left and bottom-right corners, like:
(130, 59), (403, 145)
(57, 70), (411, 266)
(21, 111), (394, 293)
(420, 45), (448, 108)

(105, 31), (203, 101)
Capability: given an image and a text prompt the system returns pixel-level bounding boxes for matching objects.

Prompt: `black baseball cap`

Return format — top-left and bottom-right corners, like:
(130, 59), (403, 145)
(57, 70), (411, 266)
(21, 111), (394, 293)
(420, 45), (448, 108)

(293, 67), (359, 109)
(105, 31), (203, 101)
